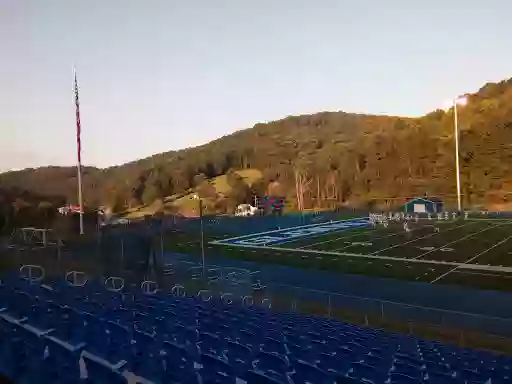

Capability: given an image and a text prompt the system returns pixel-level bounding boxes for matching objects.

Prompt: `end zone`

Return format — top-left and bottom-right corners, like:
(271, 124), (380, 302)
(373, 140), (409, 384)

(210, 217), (370, 247)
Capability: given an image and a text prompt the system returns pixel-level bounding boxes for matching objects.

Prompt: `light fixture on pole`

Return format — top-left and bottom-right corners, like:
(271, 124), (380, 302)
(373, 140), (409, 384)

(193, 194), (205, 275)
(445, 96), (468, 213)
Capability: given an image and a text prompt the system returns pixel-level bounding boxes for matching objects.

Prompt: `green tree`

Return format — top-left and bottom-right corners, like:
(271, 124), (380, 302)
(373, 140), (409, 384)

(37, 201), (55, 228)
(142, 183), (161, 206)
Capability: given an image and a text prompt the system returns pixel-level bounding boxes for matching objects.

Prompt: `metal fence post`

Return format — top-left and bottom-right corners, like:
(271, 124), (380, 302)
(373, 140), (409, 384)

(327, 294), (332, 318)
(121, 237), (125, 270)
(381, 301), (385, 319)
(160, 230), (164, 260)
(57, 238), (62, 264)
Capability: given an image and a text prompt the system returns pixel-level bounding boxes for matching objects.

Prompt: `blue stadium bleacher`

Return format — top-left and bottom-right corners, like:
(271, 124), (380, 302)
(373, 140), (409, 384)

(0, 270), (510, 383)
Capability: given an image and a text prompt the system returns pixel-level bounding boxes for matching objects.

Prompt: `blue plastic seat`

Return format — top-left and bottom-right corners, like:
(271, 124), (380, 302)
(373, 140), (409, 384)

(390, 361), (423, 381)
(287, 343), (316, 365)
(244, 369), (287, 383)
(260, 336), (287, 356)
(224, 340), (253, 375)
(315, 352), (351, 376)
(83, 353), (127, 384)
(289, 360), (333, 384)
(132, 311), (156, 333)
(0, 336), (32, 381)
(15, 324), (47, 359)
(161, 340), (198, 383)
(4, 291), (31, 321)
(424, 370), (461, 384)
(388, 372), (423, 384)
(394, 352), (422, 367)
(172, 323), (198, 349)
(361, 354), (389, 371)
(0, 271), (511, 384)
(199, 332), (226, 358)
(200, 353), (235, 383)
(253, 351), (290, 381)
(335, 347), (361, 366)
(43, 335), (84, 382)
(457, 368), (490, 383)
(83, 315), (118, 363)
(424, 360), (453, 376)
(199, 319), (224, 336)
(347, 362), (383, 383)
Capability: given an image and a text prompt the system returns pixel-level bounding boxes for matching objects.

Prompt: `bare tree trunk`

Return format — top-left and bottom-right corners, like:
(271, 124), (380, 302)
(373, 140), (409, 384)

(294, 166), (312, 211)
(294, 169), (300, 210)
(317, 175), (321, 209)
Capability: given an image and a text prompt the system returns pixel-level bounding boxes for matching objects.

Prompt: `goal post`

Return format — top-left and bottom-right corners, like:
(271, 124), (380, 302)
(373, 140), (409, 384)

(7, 227), (57, 249)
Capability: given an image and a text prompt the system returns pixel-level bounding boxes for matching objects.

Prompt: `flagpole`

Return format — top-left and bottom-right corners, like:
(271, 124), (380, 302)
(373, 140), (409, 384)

(77, 156), (84, 235)
(454, 101), (462, 213)
(74, 66), (84, 235)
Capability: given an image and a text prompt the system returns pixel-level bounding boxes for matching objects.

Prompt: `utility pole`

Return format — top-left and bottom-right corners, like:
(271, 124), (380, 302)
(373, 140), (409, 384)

(451, 97), (467, 212)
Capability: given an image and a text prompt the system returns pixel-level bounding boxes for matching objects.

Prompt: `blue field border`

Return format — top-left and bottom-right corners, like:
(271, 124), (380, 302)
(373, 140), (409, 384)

(211, 217), (370, 247)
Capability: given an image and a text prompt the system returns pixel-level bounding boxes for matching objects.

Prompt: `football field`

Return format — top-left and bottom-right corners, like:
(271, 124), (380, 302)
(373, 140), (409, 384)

(209, 217), (512, 291)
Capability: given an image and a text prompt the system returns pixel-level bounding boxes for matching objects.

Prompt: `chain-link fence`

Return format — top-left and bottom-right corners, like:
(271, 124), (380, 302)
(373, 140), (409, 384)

(258, 283), (512, 339)
(3, 224), (512, 353)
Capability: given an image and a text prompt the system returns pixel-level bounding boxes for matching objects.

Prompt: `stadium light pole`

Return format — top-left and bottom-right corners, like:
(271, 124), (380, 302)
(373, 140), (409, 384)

(446, 96), (467, 213)
(193, 194), (206, 276)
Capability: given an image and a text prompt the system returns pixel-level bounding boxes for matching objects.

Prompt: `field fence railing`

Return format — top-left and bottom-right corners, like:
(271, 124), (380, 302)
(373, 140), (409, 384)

(3, 240), (512, 344)
(261, 283), (512, 339)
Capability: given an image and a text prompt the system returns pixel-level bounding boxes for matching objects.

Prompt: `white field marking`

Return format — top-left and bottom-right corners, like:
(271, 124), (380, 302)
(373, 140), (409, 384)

(334, 223), (460, 254)
(330, 223), (445, 253)
(415, 222), (509, 260)
(456, 270), (512, 278)
(347, 242), (373, 247)
(370, 221), (477, 255)
(209, 217), (368, 245)
(430, 232), (512, 283)
(298, 227), (377, 249)
(220, 241), (512, 273)
(465, 218), (512, 222)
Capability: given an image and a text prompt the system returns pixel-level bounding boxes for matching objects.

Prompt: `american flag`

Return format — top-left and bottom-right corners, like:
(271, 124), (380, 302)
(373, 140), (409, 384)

(74, 70), (82, 165)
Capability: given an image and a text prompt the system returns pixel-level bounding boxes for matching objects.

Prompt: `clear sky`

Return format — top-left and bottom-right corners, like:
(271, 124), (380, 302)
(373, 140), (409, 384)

(1, 0), (511, 172)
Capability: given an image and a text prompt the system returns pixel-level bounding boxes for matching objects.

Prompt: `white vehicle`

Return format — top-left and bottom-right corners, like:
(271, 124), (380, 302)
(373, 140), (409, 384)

(235, 204), (259, 217)
(109, 218), (129, 225)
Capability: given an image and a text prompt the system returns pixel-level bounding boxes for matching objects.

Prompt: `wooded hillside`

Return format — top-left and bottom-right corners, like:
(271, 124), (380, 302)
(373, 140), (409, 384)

(2, 77), (512, 222)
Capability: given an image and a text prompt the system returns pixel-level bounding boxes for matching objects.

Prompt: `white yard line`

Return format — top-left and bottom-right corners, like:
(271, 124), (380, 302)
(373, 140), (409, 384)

(223, 242), (512, 273)
(299, 228), (378, 249)
(430, 232), (512, 283)
(456, 270), (512, 278)
(300, 220), (448, 250)
(414, 222), (508, 260)
(329, 223), (448, 252)
(369, 221), (476, 255)
(466, 218), (512, 222)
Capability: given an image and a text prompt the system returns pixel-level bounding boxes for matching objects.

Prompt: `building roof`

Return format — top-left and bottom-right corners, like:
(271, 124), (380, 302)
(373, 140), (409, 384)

(406, 197), (443, 205)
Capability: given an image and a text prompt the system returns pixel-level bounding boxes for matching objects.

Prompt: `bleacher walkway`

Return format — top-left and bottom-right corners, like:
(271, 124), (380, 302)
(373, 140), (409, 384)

(0, 273), (510, 383)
